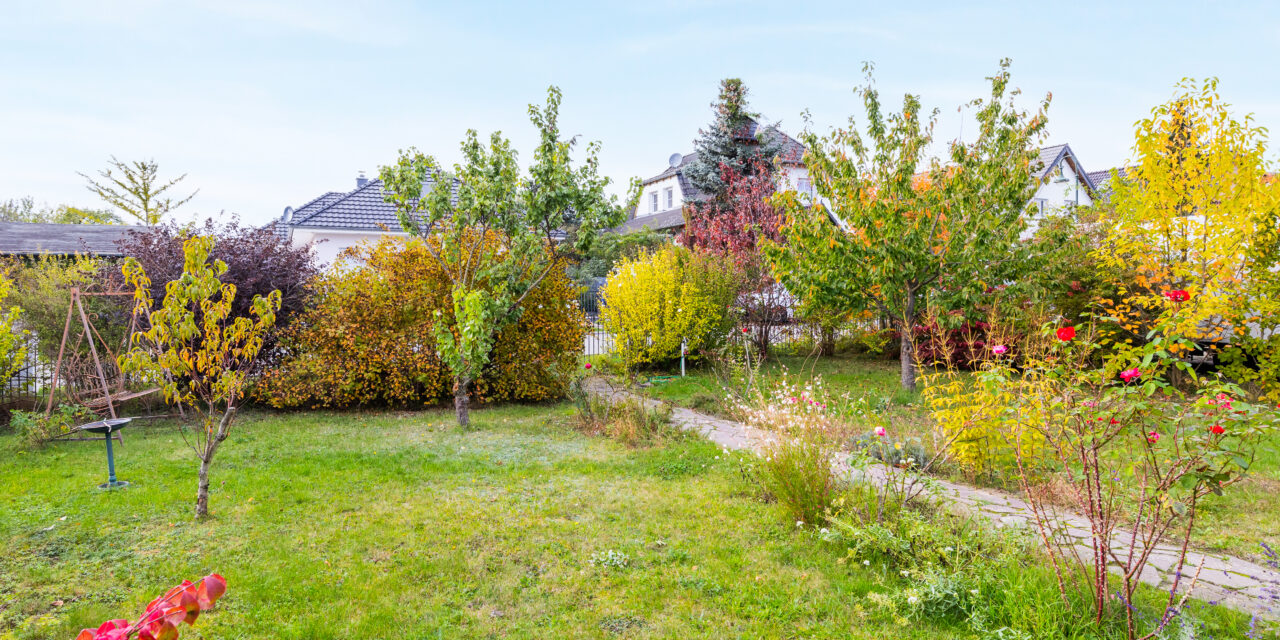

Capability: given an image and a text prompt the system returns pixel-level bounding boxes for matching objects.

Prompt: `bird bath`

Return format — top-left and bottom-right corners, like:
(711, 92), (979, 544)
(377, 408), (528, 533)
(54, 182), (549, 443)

(78, 417), (132, 490)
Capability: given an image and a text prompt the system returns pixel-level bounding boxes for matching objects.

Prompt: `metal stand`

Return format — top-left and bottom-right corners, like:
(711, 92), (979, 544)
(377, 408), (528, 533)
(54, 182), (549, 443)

(99, 431), (130, 490)
(79, 418), (132, 490)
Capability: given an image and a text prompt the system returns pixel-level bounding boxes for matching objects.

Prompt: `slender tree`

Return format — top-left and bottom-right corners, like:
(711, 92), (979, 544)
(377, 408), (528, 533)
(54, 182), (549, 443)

(380, 86), (628, 427)
(766, 60), (1049, 391)
(80, 157), (197, 225)
(120, 236), (281, 519)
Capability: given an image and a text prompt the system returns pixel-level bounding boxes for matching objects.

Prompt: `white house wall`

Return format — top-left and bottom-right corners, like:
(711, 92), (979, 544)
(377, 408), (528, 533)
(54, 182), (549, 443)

(290, 228), (410, 266)
(636, 176), (684, 219)
(1031, 160), (1093, 212)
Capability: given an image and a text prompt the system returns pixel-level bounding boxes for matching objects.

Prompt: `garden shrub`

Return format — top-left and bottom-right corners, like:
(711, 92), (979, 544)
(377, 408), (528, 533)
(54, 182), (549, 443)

(255, 235), (584, 408)
(600, 244), (736, 370)
(114, 217), (320, 365)
(9, 404), (94, 447)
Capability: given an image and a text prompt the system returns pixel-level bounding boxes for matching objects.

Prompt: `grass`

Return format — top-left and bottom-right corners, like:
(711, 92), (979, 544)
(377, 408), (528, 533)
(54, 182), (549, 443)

(2, 404), (979, 639)
(624, 351), (1280, 563)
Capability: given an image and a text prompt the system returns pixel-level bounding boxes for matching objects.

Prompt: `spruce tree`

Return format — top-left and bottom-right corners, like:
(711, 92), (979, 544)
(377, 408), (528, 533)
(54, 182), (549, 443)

(684, 78), (783, 203)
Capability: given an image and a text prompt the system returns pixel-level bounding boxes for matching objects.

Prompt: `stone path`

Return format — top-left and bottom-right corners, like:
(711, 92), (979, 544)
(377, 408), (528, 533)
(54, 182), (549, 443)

(585, 378), (1280, 620)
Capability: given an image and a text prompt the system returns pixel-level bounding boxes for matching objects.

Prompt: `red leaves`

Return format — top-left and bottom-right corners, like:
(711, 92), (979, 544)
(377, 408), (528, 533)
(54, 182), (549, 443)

(75, 574), (226, 640)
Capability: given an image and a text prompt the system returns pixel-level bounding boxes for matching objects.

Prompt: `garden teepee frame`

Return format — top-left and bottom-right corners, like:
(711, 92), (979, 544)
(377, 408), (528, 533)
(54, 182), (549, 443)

(44, 287), (160, 440)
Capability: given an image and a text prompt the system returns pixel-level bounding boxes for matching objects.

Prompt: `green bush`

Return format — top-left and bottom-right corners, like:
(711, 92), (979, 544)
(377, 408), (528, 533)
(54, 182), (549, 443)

(255, 236), (585, 408)
(600, 245), (737, 371)
(10, 404), (94, 448)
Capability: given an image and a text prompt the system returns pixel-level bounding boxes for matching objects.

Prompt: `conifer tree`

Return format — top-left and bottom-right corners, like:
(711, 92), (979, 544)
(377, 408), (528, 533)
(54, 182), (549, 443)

(684, 78), (783, 203)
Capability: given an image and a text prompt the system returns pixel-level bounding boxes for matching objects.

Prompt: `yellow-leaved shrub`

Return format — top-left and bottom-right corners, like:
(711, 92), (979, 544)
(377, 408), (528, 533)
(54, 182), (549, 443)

(254, 234), (585, 408)
(600, 245), (737, 370)
(924, 371), (1050, 477)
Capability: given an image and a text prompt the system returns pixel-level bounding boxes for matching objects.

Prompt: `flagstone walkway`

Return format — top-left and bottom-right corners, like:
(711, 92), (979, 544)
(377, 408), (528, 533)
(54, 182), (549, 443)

(585, 377), (1280, 620)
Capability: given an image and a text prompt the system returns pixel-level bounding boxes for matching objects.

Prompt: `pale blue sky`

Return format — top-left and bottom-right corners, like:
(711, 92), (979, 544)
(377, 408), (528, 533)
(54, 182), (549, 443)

(2, 1), (1278, 226)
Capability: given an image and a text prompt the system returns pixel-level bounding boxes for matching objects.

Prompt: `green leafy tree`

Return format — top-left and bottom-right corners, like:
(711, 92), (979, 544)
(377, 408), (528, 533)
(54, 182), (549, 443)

(80, 157), (197, 225)
(380, 86), (628, 427)
(1, 197), (121, 224)
(767, 60), (1049, 391)
(684, 78), (784, 203)
(568, 228), (671, 282)
(119, 236), (281, 519)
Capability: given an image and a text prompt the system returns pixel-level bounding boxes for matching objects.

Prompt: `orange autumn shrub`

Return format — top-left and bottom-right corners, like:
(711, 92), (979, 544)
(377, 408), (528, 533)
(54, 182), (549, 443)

(254, 234), (585, 408)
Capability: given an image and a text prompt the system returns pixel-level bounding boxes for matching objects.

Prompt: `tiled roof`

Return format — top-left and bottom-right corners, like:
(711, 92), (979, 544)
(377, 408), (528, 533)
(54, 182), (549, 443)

(0, 222), (145, 257)
(613, 207), (685, 234)
(1033, 144), (1069, 180)
(285, 177), (569, 241)
(291, 179), (403, 231)
(1087, 167), (1131, 192)
(289, 179), (456, 232)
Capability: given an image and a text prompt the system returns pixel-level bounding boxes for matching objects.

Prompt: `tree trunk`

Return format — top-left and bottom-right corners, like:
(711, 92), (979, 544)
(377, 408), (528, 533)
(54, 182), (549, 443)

(194, 406), (237, 520)
(899, 330), (917, 392)
(454, 377), (471, 428)
(899, 290), (918, 392)
(195, 455), (212, 519)
(819, 326), (836, 357)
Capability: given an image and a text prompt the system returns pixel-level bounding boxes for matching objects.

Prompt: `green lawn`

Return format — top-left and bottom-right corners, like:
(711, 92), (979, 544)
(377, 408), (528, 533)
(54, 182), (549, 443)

(2, 404), (980, 639)
(629, 353), (1280, 562)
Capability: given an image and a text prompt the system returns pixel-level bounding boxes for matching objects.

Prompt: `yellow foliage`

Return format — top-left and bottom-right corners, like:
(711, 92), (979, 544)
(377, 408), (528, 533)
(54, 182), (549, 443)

(924, 371), (1050, 476)
(600, 245), (737, 370)
(1095, 78), (1280, 345)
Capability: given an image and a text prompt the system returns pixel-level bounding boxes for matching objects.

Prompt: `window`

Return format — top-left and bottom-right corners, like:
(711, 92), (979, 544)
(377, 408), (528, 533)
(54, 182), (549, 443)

(650, 191), (659, 213)
(665, 187), (674, 209)
(1034, 198), (1046, 214)
(798, 177), (812, 195)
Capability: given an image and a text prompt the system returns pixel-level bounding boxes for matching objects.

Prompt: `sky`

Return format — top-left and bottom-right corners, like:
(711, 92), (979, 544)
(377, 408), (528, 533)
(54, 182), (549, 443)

(3, 0), (1279, 227)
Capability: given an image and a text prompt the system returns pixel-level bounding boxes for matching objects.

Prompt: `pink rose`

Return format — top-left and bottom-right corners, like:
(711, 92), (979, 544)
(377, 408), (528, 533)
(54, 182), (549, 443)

(992, 345), (1008, 355)
(1120, 368), (1140, 383)
(873, 426), (886, 437)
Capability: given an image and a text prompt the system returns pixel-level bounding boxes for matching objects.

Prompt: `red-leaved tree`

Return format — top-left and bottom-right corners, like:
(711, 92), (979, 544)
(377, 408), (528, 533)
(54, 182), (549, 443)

(683, 159), (789, 355)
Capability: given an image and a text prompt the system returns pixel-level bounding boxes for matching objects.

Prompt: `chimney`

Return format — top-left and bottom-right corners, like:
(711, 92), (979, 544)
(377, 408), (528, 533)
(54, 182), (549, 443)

(356, 171), (369, 189)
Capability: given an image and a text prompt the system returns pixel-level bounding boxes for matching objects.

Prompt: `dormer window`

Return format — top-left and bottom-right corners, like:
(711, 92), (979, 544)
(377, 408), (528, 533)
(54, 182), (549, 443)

(650, 192), (659, 213)
(665, 188), (674, 209)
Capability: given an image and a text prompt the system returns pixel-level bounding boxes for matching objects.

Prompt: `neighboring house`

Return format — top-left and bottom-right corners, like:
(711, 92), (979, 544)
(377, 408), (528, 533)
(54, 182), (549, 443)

(0, 221), (144, 258)
(1028, 143), (1098, 215)
(272, 172), (450, 265)
(614, 120), (808, 234)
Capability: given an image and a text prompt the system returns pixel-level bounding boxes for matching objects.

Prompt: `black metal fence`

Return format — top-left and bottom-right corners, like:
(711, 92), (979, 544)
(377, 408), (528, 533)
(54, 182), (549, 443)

(580, 278), (612, 356)
(1, 334), (49, 411)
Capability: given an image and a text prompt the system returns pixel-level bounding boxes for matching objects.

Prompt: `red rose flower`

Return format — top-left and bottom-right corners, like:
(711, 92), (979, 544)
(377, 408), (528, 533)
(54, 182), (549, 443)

(1209, 424), (1225, 435)
(1147, 431), (1160, 444)
(584, 363), (592, 370)
(1163, 289), (1190, 303)
(1056, 326), (1076, 342)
